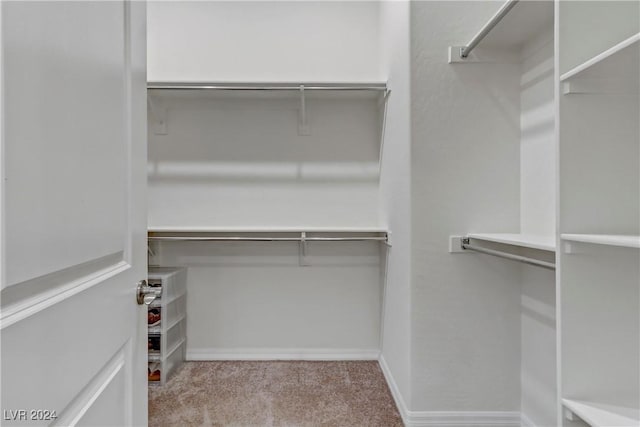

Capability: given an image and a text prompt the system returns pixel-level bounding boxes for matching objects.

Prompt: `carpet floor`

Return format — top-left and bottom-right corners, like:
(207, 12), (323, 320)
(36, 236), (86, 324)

(148, 361), (403, 427)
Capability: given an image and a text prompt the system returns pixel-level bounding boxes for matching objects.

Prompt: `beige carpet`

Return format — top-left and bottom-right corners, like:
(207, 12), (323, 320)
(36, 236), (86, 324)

(148, 361), (403, 427)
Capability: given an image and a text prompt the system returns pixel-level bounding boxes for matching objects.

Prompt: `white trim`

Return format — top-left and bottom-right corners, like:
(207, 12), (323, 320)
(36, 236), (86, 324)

(379, 355), (521, 427)
(54, 345), (127, 427)
(379, 354), (411, 424)
(186, 348), (380, 361)
(405, 411), (521, 427)
(1, 260), (130, 329)
(520, 412), (536, 427)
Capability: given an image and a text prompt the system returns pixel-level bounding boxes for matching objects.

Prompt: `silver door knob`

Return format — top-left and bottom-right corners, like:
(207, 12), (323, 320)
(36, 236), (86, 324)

(136, 280), (161, 305)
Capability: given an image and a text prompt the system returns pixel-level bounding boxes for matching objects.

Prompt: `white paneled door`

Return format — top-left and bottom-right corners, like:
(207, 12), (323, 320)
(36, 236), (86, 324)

(1, 1), (147, 426)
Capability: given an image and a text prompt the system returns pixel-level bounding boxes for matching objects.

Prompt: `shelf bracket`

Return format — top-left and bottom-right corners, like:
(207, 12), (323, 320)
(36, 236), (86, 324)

(147, 96), (168, 135)
(563, 78), (630, 96)
(298, 231), (310, 266)
(563, 407), (575, 421)
(298, 85), (310, 136)
(378, 89), (390, 177)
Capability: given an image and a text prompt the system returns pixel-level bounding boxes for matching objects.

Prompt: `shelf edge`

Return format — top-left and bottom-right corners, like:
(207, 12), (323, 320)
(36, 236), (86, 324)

(560, 32), (640, 81)
(467, 233), (556, 251)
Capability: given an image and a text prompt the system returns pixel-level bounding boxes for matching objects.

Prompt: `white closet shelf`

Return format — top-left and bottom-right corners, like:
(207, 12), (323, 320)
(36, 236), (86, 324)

(472, 0), (553, 50)
(560, 32), (640, 82)
(148, 226), (388, 233)
(563, 398), (640, 427)
(467, 233), (556, 251)
(561, 233), (640, 249)
(448, 0), (553, 62)
(147, 81), (388, 90)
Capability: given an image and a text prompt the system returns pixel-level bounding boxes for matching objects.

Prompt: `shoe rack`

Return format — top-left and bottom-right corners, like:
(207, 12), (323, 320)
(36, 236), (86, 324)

(147, 267), (187, 386)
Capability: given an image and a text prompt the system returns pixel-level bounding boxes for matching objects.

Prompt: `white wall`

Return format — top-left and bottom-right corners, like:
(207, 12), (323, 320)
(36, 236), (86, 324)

(147, 1), (385, 358)
(148, 1), (380, 82)
(410, 0), (522, 412)
(519, 32), (557, 427)
(155, 240), (382, 358)
(377, 0), (412, 415)
(521, 265), (556, 427)
(520, 32), (555, 238)
(148, 92), (381, 229)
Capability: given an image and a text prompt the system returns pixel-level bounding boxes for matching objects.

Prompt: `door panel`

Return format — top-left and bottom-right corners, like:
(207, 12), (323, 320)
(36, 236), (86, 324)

(1, 1), (147, 426)
(3, 1), (129, 288)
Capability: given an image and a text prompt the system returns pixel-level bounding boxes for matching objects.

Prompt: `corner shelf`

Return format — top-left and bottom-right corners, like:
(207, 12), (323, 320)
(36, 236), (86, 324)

(563, 398), (640, 427)
(561, 234), (640, 249)
(467, 233), (556, 252)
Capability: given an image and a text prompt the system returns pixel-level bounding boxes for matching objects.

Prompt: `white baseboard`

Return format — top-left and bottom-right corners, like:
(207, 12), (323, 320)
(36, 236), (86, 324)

(186, 347), (380, 361)
(379, 355), (521, 427)
(379, 354), (411, 423)
(405, 411), (522, 427)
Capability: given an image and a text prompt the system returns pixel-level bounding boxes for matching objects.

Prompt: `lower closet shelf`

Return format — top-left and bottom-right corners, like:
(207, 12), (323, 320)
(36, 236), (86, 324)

(563, 398), (640, 427)
(466, 233), (556, 251)
(561, 234), (640, 249)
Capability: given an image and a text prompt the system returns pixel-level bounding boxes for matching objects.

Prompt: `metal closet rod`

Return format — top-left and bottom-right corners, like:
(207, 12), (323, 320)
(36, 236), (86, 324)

(460, 0), (520, 58)
(147, 82), (387, 91)
(461, 238), (555, 270)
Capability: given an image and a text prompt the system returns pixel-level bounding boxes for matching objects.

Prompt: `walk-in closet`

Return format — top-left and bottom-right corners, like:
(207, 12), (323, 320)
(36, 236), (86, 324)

(1, 1), (638, 426)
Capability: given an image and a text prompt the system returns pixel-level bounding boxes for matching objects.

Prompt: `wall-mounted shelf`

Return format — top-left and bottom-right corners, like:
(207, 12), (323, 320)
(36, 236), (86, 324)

(467, 233), (555, 252)
(148, 229), (389, 244)
(449, 0), (553, 63)
(560, 33), (639, 81)
(149, 229), (390, 267)
(449, 234), (556, 269)
(561, 233), (640, 249)
(149, 226), (388, 234)
(148, 81), (388, 91)
(561, 33), (639, 94)
(563, 398), (640, 427)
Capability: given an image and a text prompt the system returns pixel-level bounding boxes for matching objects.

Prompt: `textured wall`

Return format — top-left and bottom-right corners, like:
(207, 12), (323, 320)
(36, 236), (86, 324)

(378, 0), (412, 411)
(410, 1), (522, 411)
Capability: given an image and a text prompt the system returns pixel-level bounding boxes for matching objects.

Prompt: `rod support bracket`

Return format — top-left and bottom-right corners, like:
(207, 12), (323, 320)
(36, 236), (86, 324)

(299, 231), (310, 266)
(298, 85), (310, 135)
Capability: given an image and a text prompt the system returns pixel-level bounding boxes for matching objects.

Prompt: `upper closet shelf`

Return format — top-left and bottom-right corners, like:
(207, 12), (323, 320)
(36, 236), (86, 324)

(147, 81), (389, 137)
(560, 33), (639, 93)
(561, 233), (640, 249)
(563, 398), (640, 427)
(148, 81), (388, 91)
(467, 233), (556, 251)
(449, 0), (553, 63)
(148, 226), (388, 233)
(148, 228), (390, 244)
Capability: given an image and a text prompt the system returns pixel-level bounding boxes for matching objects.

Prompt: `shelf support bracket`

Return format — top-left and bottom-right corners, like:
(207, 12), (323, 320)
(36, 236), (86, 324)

(378, 89), (391, 176)
(563, 408), (575, 421)
(298, 85), (310, 135)
(299, 232), (310, 266)
(147, 96), (168, 135)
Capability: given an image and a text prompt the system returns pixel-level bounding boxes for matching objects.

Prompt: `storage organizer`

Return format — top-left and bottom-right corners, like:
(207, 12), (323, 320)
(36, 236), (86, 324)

(147, 267), (187, 385)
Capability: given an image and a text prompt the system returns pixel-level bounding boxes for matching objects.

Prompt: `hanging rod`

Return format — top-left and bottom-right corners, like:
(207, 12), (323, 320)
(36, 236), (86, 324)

(147, 82), (388, 91)
(461, 237), (555, 270)
(460, 0), (520, 58)
(148, 236), (388, 242)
